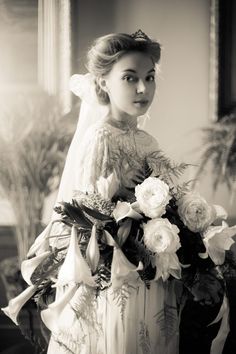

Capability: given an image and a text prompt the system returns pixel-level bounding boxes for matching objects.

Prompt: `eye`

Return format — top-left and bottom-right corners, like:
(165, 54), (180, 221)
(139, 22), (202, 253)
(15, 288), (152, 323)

(146, 75), (155, 82)
(122, 75), (137, 82)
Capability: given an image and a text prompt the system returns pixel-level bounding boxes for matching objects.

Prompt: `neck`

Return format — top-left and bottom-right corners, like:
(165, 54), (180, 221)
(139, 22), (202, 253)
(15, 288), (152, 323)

(106, 115), (138, 131)
(107, 107), (138, 125)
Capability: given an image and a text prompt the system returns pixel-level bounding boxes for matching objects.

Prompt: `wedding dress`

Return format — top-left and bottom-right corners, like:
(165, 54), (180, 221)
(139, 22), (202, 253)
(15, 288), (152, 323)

(46, 117), (179, 354)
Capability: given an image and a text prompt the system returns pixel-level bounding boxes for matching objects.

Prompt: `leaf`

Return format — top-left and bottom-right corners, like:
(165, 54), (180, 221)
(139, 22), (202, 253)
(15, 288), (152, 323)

(170, 180), (195, 200)
(53, 334), (83, 354)
(95, 264), (111, 291)
(71, 286), (102, 336)
(194, 114), (236, 192)
(30, 247), (66, 285)
(154, 303), (178, 341)
(57, 202), (93, 229)
(0, 93), (75, 260)
(112, 283), (135, 322)
(139, 321), (151, 354)
(147, 150), (189, 184)
(80, 203), (113, 221)
(183, 268), (224, 306)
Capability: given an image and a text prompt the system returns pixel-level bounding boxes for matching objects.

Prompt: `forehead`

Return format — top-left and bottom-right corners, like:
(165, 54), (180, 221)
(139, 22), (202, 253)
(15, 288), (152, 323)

(110, 52), (154, 74)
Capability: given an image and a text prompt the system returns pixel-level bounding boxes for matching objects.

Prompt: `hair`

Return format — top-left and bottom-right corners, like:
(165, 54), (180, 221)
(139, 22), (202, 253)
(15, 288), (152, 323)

(86, 32), (161, 104)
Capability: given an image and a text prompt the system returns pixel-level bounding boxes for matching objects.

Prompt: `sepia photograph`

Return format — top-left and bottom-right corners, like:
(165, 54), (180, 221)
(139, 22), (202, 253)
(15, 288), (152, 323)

(0, 1), (235, 353)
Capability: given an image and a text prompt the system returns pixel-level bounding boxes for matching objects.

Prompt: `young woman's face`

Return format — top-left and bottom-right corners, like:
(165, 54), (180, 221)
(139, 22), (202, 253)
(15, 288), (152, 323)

(102, 51), (156, 120)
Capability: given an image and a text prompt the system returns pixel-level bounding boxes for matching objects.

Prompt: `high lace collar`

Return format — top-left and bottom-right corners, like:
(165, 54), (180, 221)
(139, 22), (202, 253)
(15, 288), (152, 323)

(105, 116), (138, 131)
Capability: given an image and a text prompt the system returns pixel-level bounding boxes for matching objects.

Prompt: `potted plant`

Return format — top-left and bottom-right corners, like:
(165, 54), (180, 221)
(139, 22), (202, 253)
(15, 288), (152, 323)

(194, 113), (236, 195)
(193, 113), (236, 353)
(0, 91), (75, 292)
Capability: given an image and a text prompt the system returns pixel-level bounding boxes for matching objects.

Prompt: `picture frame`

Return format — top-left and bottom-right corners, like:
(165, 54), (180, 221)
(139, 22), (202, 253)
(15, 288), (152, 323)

(210, 0), (236, 120)
(218, 0), (236, 117)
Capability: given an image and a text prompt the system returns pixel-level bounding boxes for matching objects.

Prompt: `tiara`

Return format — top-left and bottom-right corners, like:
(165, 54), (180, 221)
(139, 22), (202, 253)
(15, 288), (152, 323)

(131, 29), (151, 41)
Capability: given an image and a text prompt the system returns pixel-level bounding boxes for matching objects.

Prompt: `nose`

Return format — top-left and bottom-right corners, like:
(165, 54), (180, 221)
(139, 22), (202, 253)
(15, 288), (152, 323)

(136, 79), (146, 94)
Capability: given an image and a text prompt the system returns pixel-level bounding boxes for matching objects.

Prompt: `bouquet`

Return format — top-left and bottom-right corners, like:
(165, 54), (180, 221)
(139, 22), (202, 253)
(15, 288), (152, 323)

(2, 171), (236, 340)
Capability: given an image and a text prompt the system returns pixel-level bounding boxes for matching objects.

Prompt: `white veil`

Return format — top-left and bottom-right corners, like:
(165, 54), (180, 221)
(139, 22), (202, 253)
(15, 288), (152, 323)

(55, 74), (109, 204)
(56, 73), (150, 205)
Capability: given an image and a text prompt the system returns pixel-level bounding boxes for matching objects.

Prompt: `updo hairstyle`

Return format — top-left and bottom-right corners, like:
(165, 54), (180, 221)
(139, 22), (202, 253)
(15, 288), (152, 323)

(86, 32), (161, 104)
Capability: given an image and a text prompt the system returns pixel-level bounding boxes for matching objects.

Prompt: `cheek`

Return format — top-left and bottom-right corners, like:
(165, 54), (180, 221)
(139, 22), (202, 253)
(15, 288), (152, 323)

(149, 83), (156, 99)
(114, 86), (133, 104)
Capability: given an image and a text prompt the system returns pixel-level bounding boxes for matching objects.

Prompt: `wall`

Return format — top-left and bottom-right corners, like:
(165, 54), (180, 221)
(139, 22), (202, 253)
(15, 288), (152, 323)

(113, 0), (210, 158)
(74, 0), (116, 72)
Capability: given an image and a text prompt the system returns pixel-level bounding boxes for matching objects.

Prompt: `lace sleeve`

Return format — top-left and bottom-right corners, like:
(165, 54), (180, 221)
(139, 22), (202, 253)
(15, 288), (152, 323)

(78, 125), (114, 191)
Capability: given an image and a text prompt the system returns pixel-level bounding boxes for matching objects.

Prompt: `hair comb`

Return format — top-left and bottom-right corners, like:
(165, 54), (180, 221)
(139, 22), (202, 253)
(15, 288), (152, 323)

(131, 29), (151, 41)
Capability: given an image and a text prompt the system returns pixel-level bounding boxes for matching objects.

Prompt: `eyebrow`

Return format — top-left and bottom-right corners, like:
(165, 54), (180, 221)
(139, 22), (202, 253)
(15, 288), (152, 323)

(122, 68), (155, 74)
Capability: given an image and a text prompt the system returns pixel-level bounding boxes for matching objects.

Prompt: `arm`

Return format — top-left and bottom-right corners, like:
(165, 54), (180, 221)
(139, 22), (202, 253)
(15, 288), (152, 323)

(78, 125), (114, 192)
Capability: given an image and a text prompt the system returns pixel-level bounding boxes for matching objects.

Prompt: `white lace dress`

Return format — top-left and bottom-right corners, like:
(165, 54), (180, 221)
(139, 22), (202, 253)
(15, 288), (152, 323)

(45, 118), (179, 354)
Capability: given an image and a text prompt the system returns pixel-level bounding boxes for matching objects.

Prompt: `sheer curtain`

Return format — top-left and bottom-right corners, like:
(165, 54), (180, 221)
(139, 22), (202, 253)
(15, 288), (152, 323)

(38, 0), (72, 114)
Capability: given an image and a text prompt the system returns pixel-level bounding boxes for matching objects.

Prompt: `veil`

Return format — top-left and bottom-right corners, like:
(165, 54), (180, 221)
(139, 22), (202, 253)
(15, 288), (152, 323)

(29, 74), (109, 255)
(55, 74), (109, 205)
(55, 73), (150, 205)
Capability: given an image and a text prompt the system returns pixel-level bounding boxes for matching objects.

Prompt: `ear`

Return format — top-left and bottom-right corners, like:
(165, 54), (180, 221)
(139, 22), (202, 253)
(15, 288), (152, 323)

(97, 77), (109, 93)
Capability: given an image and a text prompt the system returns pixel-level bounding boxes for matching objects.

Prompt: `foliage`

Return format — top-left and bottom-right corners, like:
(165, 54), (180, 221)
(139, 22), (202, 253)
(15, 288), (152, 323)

(0, 92), (75, 261)
(146, 150), (190, 185)
(194, 114), (236, 192)
(112, 282), (135, 322)
(154, 303), (178, 341)
(139, 321), (151, 354)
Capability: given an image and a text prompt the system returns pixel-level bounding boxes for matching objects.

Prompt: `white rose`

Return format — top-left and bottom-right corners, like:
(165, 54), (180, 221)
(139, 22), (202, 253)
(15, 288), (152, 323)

(135, 177), (171, 218)
(143, 218), (180, 254)
(177, 192), (218, 233)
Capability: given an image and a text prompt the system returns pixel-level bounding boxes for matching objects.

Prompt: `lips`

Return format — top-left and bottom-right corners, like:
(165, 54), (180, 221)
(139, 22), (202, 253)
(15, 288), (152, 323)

(133, 99), (149, 106)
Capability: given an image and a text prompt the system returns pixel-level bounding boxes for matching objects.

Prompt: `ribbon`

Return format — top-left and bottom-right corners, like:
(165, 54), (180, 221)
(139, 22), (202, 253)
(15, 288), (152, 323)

(209, 295), (230, 354)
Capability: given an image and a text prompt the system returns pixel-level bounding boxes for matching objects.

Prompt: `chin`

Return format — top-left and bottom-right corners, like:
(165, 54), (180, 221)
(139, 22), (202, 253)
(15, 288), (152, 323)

(134, 108), (149, 116)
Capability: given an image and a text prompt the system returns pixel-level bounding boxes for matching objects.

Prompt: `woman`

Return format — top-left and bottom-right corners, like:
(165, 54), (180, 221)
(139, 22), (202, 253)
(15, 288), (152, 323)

(47, 30), (179, 354)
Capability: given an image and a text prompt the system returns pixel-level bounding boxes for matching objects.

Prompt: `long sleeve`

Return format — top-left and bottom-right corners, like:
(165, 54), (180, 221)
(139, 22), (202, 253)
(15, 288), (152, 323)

(78, 125), (114, 192)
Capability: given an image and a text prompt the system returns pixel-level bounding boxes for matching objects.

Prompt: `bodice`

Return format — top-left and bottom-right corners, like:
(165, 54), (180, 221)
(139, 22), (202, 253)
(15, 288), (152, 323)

(77, 117), (160, 192)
